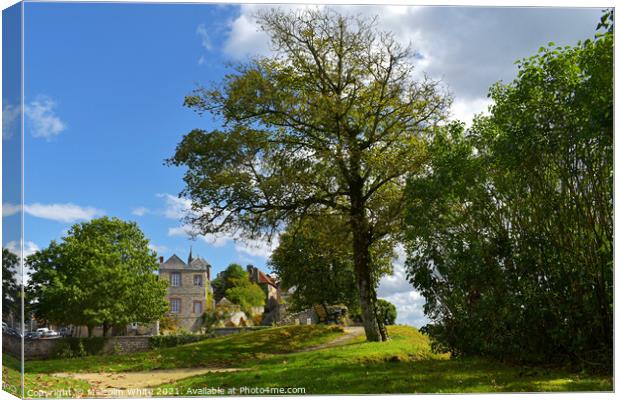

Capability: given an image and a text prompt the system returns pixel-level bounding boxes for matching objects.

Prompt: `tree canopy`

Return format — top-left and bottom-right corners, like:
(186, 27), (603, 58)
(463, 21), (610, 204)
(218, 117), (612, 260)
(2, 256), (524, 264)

(212, 263), (266, 313)
(27, 217), (169, 336)
(2, 248), (20, 321)
(168, 8), (449, 341)
(376, 299), (397, 326)
(404, 13), (613, 368)
(270, 215), (392, 313)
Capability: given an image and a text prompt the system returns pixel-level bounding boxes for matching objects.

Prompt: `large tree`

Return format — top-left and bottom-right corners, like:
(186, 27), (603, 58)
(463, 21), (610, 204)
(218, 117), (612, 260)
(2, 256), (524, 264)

(27, 217), (169, 336)
(168, 9), (449, 341)
(405, 13), (613, 366)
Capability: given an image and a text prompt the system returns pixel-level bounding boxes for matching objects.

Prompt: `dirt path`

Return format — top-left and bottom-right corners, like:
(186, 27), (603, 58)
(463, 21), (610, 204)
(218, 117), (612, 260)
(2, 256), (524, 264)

(53, 367), (246, 390)
(293, 326), (365, 353)
(51, 327), (364, 392)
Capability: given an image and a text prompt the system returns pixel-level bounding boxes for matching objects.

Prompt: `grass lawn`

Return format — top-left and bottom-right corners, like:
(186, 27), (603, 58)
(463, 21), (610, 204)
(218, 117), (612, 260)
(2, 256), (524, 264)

(3, 354), (91, 398)
(6, 325), (612, 397)
(158, 326), (613, 395)
(24, 325), (343, 374)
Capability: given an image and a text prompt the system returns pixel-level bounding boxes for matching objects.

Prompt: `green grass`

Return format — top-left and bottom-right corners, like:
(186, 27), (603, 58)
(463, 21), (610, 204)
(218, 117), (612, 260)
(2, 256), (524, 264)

(24, 325), (344, 374)
(3, 354), (90, 398)
(158, 326), (613, 395)
(9, 325), (613, 396)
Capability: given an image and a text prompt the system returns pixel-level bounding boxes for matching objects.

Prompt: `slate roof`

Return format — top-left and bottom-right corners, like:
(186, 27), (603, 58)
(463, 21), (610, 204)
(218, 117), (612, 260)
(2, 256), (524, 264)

(160, 254), (210, 271)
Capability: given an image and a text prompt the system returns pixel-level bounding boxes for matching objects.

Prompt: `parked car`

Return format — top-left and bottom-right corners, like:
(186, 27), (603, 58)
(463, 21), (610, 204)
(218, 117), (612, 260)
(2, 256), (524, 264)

(25, 331), (41, 339)
(36, 327), (60, 337)
(2, 322), (7, 332)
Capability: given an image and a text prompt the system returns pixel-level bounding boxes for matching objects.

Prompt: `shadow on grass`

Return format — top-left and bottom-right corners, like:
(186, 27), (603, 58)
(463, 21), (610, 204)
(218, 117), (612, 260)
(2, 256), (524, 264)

(165, 356), (613, 395)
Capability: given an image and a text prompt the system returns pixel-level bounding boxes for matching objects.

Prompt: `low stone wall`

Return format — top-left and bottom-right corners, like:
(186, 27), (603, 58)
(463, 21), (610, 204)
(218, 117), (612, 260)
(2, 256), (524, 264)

(2, 333), (152, 360)
(278, 308), (319, 326)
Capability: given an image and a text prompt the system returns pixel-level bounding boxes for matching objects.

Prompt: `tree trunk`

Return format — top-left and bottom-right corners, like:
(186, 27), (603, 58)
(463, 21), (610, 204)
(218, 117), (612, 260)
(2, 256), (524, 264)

(350, 192), (387, 342)
(87, 325), (93, 338)
(103, 322), (109, 337)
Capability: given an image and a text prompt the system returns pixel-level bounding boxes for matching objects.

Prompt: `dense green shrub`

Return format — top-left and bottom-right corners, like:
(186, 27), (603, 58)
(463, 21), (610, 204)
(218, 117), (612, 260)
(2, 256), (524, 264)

(149, 333), (210, 349)
(53, 337), (106, 358)
(405, 13), (613, 371)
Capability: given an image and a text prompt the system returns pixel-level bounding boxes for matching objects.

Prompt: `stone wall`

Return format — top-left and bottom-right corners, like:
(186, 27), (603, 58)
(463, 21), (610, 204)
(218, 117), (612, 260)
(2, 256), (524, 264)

(2, 333), (152, 360)
(278, 308), (319, 326)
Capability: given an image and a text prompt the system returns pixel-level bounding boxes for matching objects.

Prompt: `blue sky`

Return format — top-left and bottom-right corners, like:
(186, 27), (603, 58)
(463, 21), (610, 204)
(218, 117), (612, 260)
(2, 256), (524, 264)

(2, 3), (603, 326)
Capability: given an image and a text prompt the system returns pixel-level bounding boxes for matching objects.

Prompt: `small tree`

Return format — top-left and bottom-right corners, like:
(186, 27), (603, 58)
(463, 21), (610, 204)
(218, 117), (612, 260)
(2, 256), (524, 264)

(27, 217), (169, 336)
(376, 299), (397, 326)
(213, 263), (266, 313)
(211, 263), (249, 301)
(2, 249), (20, 321)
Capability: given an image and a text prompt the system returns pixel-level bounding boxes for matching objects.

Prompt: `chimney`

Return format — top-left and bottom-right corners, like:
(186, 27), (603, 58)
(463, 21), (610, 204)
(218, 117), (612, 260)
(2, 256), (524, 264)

(246, 264), (255, 281)
(159, 256), (164, 264)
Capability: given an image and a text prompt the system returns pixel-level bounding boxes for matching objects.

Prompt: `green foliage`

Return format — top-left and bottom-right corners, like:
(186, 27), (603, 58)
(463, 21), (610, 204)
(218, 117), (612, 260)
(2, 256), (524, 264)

(211, 263), (247, 301)
(167, 8), (449, 341)
(376, 299), (397, 325)
(270, 216), (370, 312)
(212, 263), (266, 313)
(405, 14), (613, 370)
(53, 337), (106, 359)
(2, 248), (20, 318)
(27, 217), (169, 335)
(149, 333), (211, 349)
(225, 283), (265, 314)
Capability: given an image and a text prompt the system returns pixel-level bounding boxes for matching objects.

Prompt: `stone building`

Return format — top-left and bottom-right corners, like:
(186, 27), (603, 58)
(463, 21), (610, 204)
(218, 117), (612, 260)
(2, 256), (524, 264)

(246, 264), (280, 310)
(159, 249), (212, 332)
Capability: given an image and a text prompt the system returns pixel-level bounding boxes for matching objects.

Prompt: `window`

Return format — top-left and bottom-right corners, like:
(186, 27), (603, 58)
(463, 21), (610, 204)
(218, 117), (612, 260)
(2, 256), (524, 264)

(170, 273), (181, 287)
(193, 274), (203, 287)
(193, 301), (203, 314)
(170, 299), (181, 313)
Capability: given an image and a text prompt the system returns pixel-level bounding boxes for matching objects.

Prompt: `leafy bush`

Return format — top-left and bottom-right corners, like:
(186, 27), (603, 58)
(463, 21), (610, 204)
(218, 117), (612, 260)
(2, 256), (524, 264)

(52, 337), (106, 358)
(149, 333), (210, 349)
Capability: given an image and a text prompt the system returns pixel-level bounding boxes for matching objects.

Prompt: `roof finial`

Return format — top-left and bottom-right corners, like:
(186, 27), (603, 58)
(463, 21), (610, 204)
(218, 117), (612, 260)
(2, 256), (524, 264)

(188, 245), (193, 264)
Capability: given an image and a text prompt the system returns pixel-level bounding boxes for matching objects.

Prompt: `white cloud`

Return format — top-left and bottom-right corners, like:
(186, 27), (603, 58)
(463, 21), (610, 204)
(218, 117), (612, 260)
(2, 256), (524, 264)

(5, 240), (40, 258)
(24, 96), (66, 140)
(4, 201), (102, 223)
(234, 236), (279, 259)
(3, 202), (21, 217)
(381, 290), (429, 328)
(148, 243), (169, 254)
(223, 8), (271, 60)
(132, 206), (150, 217)
(377, 244), (429, 328)
(196, 23), (213, 50)
(23, 203), (103, 223)
(2, 102), (20, 140)
(157, 193), (193, 220)
(450, 97), (493, 127)
(168, 224), (232, 248)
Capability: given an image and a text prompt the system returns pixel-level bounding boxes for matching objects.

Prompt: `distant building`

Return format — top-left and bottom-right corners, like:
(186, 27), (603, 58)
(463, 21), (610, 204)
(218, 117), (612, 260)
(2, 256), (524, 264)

(159, 248), (212, 332)
(246, 264), (280, 311)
